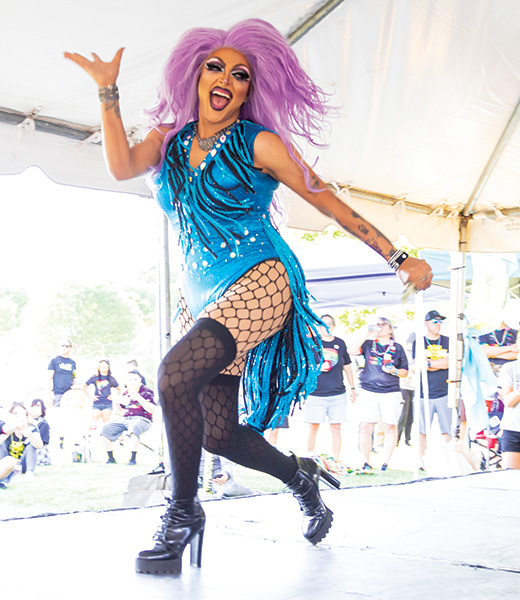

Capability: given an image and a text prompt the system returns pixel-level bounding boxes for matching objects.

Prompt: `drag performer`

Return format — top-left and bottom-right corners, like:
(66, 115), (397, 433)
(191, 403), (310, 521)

(65, 19), (432, 575)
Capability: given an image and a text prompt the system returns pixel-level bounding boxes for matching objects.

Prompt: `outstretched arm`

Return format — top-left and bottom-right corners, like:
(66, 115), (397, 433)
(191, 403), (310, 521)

(64, 49), (165, 180)
(254, 132), (433, 291)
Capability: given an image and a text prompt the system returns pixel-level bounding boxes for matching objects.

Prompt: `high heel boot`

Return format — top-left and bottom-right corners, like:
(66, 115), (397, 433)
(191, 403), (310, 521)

(285, 455), (340, 545)
(135, 497), (205, 575)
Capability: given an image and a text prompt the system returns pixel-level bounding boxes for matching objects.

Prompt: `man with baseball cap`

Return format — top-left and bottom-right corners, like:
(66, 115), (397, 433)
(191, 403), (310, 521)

(413, 310), (451, 470)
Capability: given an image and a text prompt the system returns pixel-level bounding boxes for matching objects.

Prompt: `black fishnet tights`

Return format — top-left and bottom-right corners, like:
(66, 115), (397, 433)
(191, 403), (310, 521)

(200, 375), (297, 482)
(158, 318), (237, 499)
(163, 259), (295, 499)
(180, 259), (292, 376)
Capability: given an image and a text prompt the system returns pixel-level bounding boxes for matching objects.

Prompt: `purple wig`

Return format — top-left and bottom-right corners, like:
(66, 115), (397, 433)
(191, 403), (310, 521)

(147, 18), (330, 172)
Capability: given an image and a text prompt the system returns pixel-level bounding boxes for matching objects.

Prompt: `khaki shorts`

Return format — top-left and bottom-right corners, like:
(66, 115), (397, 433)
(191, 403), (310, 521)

(358, 390), (404, 425)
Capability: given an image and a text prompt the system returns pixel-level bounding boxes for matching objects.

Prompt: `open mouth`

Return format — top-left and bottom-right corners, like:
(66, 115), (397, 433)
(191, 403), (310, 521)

(210, 86), (232, 111)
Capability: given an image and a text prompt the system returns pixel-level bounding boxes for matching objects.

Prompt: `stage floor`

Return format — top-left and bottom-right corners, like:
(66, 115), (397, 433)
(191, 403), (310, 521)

(1, 470), (518, 600)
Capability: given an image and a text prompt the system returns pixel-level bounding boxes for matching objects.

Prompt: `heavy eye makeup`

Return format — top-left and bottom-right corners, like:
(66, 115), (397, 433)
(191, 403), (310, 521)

(230, 67), (251, 82)
(204, 58), (251, 82)
(205, 58), (225, 73)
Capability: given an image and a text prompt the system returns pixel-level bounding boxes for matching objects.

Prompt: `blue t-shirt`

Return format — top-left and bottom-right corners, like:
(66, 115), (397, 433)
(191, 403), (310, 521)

(310, 337), (351, 397)
(48, 356), (76, 395)
(85, 374), (119, 403)
(478, 328), (518, 366)
(360, 339), (408, 393)
(412, 335), (449, 399)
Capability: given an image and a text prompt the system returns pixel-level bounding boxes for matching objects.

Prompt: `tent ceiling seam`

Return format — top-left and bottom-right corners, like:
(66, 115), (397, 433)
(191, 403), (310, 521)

(286, 0), (345, 45)
(462, 94), (520, 217)
(0, 106), (143, 144)
(335, 184), (520, 221)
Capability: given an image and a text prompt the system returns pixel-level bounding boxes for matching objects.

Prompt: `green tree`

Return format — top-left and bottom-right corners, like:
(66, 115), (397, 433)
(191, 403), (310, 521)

(337, 308), (377, 333)
(37, 284), (141, 357)
(0, 288), (29, 335)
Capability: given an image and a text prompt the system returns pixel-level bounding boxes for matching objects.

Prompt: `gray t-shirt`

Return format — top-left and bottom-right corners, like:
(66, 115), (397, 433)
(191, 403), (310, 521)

(498, 360), (520, 432)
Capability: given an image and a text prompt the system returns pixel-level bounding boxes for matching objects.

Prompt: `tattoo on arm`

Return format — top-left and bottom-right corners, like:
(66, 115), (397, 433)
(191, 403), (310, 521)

(309, 173), (321, 190)
(103, 100), (121, 119)
(337, 213), (391, 259)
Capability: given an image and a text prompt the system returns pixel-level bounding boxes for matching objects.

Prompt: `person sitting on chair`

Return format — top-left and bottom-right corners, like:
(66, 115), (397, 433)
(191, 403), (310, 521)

(101, 371), (155, 465)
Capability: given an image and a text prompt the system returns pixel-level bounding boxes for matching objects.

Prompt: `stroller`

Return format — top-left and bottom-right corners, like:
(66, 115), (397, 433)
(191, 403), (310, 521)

(471, 393), (504, 470)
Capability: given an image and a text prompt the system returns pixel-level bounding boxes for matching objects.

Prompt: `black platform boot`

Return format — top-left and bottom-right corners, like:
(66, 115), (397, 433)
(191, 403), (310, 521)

(135, 497), (206, 575)
(286, 455), (340, 545)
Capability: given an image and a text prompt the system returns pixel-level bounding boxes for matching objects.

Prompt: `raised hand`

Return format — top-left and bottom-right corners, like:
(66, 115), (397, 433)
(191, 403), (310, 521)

(396, 256), (433, 291)
(63, 48), (125, 87)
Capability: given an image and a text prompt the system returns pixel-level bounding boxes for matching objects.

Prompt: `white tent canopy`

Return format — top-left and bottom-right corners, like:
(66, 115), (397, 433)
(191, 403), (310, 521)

(2, 0), (520, 252)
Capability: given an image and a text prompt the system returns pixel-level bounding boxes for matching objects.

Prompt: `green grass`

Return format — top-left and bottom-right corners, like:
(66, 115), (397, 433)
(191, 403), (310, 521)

(1, 460), (417, 520)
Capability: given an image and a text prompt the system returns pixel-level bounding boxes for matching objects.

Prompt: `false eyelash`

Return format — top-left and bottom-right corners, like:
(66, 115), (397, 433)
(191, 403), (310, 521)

(205, 59), (224, 72)
(230, 69), (251, 82)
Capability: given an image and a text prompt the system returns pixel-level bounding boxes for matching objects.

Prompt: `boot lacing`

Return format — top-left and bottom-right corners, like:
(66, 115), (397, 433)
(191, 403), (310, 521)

(154, 498), (197, 540)
(287, 472), (323, 516)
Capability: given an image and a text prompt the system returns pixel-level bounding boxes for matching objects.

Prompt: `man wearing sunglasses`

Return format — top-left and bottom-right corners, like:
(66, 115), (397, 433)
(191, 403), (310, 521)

(47, 338), (77, 409)
(413, 311), (451, 470)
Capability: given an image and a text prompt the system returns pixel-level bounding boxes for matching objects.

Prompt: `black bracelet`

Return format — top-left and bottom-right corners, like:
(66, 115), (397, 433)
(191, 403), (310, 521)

(388, 249), (409, 271)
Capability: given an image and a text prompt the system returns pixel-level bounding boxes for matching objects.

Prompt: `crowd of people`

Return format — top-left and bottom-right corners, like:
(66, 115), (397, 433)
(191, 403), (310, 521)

(3, 304), (517, 493)
(0, 339), (156, 489)
(298, 308), (520, 475)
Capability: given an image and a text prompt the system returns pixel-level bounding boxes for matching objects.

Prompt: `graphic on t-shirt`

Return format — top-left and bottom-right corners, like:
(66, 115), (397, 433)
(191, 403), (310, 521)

(9, 438), (25, 459)
(321, 346), (339, 372)
(58, 362), (74, 371)
(425, 343), (448, 361)
(96, 380), (110, 393)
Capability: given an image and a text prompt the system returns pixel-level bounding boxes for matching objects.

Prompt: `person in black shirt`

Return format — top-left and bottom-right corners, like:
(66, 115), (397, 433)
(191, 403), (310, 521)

(47, 338), (77, 407)
(354, 317), (408, 471)
(0, 404), (43, 487)
(304, 315), (356, 463)
(412, 310), (451, 470)
(47, 338), (77, 450)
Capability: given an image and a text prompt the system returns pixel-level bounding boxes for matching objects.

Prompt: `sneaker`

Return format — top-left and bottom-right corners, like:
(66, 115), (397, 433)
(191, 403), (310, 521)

(362, 462), (373, 472)
(106, 457), (117, 464)
(0, 482), (7, 490)
(381, 463), (388, 472)
(128, 458), (137, 466)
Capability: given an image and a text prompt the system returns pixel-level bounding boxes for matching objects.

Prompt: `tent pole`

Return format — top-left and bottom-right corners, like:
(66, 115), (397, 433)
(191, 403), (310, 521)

(157, 212), (171, 360)
(413, 288), (427, 476)
(447, 219), (468, 437)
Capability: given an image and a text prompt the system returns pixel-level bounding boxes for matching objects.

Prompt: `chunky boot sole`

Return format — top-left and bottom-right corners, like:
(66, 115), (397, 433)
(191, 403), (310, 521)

(306, 507), (333, 545)
(135, 528), (204, 575)
(135, 556), (182, 575)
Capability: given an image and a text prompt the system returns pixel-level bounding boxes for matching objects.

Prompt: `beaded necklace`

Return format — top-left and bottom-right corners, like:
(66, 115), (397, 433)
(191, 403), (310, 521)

(490, 327), (509, 346)
(425, 336), (441, 350)
(194, 119), (238, 152)
(371, 340), (396, 366)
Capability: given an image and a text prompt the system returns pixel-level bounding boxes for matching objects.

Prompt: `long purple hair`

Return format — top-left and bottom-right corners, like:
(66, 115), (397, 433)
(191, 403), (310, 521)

(147, 18), (330, 174)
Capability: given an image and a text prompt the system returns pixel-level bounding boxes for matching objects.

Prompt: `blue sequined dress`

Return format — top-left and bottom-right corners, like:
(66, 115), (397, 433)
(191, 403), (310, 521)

(153, 118), (322, 431)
